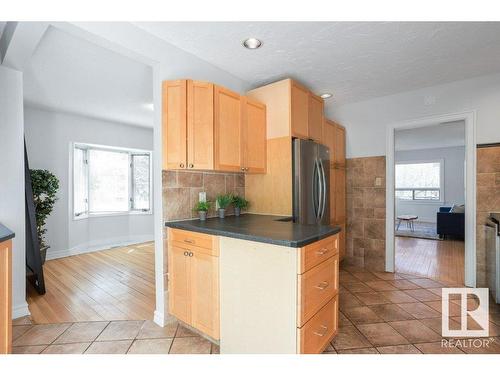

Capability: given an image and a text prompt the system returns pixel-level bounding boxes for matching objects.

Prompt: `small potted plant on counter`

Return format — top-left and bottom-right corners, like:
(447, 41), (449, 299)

(194, 201), (211, 221)
(232, 195), (249, 217)
(216, 194), (232, 219)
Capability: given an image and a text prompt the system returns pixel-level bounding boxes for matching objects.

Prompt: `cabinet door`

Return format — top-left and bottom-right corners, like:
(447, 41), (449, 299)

(334, 168), (346, 224)
(242, 97), (266, 174)
(308, 94), (324, 143)
(190, 251), (219, 339)
(168, 245), (191, 325)
(187, 80), (214, 170)
(323, 119), (335, 165)
(214, 86), (242, 172)
(162, 80), (187, 170)
(290, 81), (309, 139)
(334, 124), (346, 168)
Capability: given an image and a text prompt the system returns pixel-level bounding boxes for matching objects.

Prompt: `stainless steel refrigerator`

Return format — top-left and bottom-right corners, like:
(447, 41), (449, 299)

(293, 138), (330, 225)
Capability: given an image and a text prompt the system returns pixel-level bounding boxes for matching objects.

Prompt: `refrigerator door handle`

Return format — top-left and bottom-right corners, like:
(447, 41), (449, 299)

(312, 159), (319, 219)
(318, 160), (327, 220)
(316, 159), (323, 222)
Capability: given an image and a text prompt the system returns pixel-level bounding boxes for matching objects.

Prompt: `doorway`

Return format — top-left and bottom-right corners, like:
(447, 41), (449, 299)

(385, 112), (476, 287)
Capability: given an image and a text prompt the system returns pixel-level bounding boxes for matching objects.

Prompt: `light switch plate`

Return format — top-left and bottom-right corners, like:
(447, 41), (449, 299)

(375, 177), (382, 186)
(199, 192), (207, 202)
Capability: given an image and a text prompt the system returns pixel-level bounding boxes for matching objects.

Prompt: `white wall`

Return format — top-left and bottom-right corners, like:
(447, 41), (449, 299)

(395, 146), (465, 222)
(0, 65), (29, 318)
(331, 72), (500, 158)
(24, 106), (154, 259)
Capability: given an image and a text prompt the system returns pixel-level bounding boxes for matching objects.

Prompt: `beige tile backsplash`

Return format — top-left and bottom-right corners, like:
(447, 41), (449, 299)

(345, 156), (386, 271)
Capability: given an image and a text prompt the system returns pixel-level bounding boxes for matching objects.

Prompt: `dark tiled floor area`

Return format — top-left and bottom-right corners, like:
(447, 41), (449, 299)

(12, 264), (500, 354)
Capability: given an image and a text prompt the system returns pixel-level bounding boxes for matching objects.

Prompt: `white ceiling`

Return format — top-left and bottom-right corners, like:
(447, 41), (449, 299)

(24, 26), (153, 127)
(395, 121), (465, 151)
(135, 22), (500, 107)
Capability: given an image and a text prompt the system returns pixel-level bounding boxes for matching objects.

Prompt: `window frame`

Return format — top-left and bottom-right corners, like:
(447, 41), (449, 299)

(395, 159), (445, 203)
(72, 142), (153, 220)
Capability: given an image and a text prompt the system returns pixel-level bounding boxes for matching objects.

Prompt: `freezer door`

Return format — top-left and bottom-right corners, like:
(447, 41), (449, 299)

(317, 144), (330, 225)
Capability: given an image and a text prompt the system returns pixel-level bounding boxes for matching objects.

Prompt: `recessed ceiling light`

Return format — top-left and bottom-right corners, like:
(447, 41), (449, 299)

(320, 93), (333, 99)
(242, 38), (262, 49)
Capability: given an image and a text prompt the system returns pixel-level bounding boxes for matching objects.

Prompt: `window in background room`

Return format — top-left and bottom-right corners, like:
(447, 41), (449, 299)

(395, 161), (443, 202)
(73, 143), (152, 218)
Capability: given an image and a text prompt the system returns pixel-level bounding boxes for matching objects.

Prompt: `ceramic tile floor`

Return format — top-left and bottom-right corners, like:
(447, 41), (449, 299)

(12, 264), (500, 354)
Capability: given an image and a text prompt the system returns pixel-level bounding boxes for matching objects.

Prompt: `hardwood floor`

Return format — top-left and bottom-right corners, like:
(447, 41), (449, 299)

(395, 237), (465, 286)
(27, 242), (155, 324)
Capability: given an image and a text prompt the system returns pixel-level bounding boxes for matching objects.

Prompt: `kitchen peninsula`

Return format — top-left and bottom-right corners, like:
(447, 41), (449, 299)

(165, 214), (340, 354)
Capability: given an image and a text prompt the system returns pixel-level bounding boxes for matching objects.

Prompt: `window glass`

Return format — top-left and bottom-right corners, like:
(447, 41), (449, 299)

(132, 154), (150, 211)
(395, 162), (440, 189)
(73, 147), (88, 216)
(88, 149), (129, 212)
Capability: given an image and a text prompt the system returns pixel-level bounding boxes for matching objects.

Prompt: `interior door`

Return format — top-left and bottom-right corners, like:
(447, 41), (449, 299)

(187, 80), (214, 170)
(214, 86), (242, 172)
(242, 97), (266, 174)
(162, 80), (187, 170)
(190, 251), (219, 339)
(168, 244), (191, 325)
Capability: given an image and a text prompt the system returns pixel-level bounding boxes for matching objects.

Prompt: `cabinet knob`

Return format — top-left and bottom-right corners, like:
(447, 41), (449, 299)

(188, 252), (193, 257)
(241, 167), (245, 171)
(189, 164), (194, 168)
(179, 163), (185, 168)
(183, 251), (189, 256)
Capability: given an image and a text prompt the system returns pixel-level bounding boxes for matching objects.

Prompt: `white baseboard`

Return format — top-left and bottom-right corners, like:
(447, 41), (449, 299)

(153, 310), (164, 327)
(13, 302), (31, 319)
(46, 234), (154, 260)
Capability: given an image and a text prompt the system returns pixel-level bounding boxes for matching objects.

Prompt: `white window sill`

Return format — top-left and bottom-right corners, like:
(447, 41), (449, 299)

(73, 210), (153, 221)
(396, 200), (444, 205)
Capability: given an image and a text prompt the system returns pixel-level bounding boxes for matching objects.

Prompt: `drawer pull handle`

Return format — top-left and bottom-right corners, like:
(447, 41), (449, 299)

(315, 281), (329, 290)
(313, 325), (328, 337)
(316, 248), (330, 255)
(183, 239), (195, 244)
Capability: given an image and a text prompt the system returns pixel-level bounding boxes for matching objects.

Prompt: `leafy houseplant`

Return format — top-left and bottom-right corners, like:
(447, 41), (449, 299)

(30, 169), (60, 264)
(216, 194), (233, 219)
(193, 201), (211, 221)
(232, 196), (249, 217)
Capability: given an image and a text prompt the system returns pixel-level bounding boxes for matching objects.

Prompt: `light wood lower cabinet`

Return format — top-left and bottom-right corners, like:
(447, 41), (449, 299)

(0, 239), (12, 354)
(296, 234), (339, 354)
(168, 229), (219, 340)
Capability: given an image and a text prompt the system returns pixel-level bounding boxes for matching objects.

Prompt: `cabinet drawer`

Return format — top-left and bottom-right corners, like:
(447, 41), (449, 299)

(297, 295), (338, 354)
(297, 254), (339, 327)
(169, 228), (219, 256)
(298, 235), (338, 274)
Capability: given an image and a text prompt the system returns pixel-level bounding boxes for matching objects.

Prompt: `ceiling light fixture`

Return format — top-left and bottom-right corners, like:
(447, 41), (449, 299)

(320, 93), (333, 99)
(242, 38), (262, 49)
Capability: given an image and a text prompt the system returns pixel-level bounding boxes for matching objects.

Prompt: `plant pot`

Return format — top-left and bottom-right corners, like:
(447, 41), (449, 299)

(199, 211), (207, 221)
(218, 208), (226, 219)
(234, 207), (241, 216)
(40, 246), (49, 265)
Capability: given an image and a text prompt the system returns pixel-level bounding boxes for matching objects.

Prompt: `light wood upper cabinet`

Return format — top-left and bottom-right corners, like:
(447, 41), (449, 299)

(334, 123), (346, 168)
(162, 80), (187, 170)
(168, 244), (191, 324)
(290, 81), (309, 139)
(334, 168), (346, 224)
(190, 251), (219, 339)
(214, 86), (243, 172)
(323, 119), (335, 164)
(241, 97), (267, 174)
(308, 93), (324, 143)
(187, 80), (214, 170)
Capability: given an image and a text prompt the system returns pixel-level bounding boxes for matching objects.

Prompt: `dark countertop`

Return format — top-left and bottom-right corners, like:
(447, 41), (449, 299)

(0, 223), (15, 243)
(165, 214), (341, 248)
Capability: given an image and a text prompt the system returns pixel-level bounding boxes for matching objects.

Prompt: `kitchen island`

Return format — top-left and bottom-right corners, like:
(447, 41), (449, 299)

(165, 214), (340, 354)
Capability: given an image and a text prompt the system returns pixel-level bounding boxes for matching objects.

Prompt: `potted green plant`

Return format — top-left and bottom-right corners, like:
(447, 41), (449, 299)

(232, 195), (249, 216)
(193, 201), (211, 221)
(216, 194), (232, 219)
(30, 169), (60, 264)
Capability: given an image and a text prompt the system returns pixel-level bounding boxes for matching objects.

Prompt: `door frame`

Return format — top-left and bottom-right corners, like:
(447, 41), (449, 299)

(385, 111), (477, 287)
